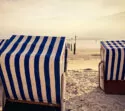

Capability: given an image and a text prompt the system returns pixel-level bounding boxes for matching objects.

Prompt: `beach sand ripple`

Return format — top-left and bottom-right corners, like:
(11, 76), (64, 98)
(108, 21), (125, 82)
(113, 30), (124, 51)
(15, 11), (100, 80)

(66, 69), (125, 111)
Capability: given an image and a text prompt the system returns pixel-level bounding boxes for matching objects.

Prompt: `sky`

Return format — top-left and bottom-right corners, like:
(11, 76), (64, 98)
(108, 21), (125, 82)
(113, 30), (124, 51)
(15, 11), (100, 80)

(0, 0), (125, 39)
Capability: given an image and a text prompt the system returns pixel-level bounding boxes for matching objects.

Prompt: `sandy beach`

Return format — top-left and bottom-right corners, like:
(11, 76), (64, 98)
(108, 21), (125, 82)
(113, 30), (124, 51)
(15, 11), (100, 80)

(66, 49), (125, 111)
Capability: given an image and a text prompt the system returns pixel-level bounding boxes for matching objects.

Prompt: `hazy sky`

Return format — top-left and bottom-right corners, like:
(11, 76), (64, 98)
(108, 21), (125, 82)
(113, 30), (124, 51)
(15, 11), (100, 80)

(0, 0), (125, 39)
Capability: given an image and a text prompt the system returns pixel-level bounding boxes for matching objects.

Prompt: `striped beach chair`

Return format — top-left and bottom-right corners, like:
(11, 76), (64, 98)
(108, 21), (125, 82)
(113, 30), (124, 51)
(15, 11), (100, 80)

(99, 40), (125, 94)
(0, 35), (67, 111)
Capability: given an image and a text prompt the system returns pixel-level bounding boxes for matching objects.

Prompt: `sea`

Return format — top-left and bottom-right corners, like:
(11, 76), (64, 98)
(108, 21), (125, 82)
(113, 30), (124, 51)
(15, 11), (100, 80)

(0, 35), (124, 50)
(67, 39), (101, 50)
(67, 38), (125, 50)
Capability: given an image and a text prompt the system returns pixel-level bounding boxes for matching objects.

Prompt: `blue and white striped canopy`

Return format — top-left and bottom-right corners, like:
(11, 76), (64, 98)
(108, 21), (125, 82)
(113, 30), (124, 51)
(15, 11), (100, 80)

(0, 35), (66, 105)
(101, 40), (125, 81)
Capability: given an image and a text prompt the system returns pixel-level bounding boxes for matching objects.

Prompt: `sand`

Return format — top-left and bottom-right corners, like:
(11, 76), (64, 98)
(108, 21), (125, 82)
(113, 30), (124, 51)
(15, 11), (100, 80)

(67, 49), (100, 70)
(66, 49), (125, 111)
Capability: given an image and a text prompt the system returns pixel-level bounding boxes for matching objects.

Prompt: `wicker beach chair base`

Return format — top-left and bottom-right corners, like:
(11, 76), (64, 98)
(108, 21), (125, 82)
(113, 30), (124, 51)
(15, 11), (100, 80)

(104, 81), (125, 94)
(3, 100), (60, 111)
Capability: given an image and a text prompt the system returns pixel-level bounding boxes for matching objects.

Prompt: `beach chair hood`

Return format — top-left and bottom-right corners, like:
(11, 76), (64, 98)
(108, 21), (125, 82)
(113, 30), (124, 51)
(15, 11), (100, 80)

(100, 40), (125, 81)
(0, 35), (67, 105)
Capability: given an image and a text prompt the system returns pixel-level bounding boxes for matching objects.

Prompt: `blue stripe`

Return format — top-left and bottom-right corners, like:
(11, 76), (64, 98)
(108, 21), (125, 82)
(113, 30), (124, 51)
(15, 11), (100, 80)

(122, 40), (125, 43)
(0, 35), (16, 55)
(121, 40), (125, 45)
(54, 37), (65, 104)
(109, 45), (115, 81)
(14, 36), (32, 100)
(117, 49), (121, 80)
(106, 41), (115, 80)
(111, 41), (121, 80)
(24, 36), (40, 101)
(44, 37), (56, 103)
(34, 36), (48, 102)
(105, 41), (112, 80)
(0, 66), (10, 98)
(0, 40), (4, 46)
(64, 46), (68, 72)
(5, 36), (24, 99)
(105, 49), (109, 80)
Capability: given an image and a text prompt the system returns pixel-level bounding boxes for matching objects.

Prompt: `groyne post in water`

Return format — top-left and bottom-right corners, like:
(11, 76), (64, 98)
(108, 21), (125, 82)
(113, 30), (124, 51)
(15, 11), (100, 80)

(70, 38), (73, 51)
(71, 43), (72, 51)
(73, 35), (77, 55)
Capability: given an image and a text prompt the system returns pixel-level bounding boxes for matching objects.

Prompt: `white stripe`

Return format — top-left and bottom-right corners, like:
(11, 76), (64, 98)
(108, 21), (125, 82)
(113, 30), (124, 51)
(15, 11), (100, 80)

(0, 36), (20, 99)
(60, 39), (66, 95)
(113, 49), (118, 80)
(49, 37), (60, 104)
(39, 37), (52, 103)
(103, 46), (107, 73)
(19, 37), (36, 101)
(104, 49), (106, 65)
(119, 49), (124, 80)
(29, 37), (43, 102)
(9, 37), (27, 100)
(60, 39), (66, 73)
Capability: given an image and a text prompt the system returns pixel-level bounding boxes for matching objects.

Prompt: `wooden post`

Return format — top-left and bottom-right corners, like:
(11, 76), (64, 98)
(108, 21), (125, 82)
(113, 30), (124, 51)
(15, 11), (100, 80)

(73, 35), (77, 55)
(64, 47), (68, 73)
(74, 43), (76, 55)
(71, 43), (72, 51)
(71, 38), (73, 51)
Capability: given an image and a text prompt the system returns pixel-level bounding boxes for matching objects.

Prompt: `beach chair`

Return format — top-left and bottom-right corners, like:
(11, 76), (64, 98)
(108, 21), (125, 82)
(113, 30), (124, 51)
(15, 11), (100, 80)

(99, 40), (125, 94)
(0, 35), (67, 111)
